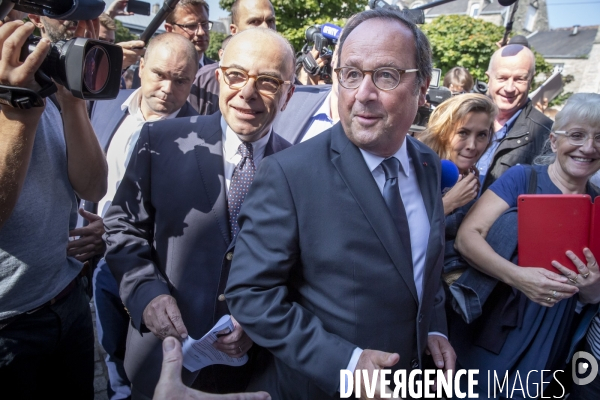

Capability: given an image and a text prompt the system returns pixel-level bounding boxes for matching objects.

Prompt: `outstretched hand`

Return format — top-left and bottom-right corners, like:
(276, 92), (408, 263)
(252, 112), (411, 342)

(154, 337), (271, 400)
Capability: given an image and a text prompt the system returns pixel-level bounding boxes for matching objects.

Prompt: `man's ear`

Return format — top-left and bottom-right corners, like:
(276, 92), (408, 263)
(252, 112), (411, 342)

(164, 23), (174, 33)
(139, 57), (145, 79)
(229, 24), (238, 35)
(280, 85), (295, 112)
(418, 77), (430, 107)
(27, 14), (43, 29)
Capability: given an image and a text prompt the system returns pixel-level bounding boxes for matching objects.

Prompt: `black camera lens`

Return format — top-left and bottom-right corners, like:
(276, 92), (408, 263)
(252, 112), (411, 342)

(83, 45), (109, 94)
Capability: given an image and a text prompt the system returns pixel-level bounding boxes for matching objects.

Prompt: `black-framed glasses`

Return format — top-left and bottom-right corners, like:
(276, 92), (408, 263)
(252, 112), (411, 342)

(554, 130), (600, 148)
(334, 66), (419, 91)
(173, 21), (213, 33)
(220, 67), (291, 95)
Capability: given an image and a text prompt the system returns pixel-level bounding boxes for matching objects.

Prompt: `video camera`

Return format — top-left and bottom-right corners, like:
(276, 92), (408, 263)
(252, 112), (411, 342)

(0, 0), (123, 109)
(296, 23), (342, 84)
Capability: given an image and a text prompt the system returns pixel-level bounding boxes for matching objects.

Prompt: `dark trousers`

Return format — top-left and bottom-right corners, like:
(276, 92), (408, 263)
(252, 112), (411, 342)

(0, 278), (95, 399)
(93, 259), (132, 400)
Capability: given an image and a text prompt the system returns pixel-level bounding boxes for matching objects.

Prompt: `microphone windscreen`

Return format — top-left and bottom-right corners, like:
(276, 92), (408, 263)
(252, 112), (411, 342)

(321, 23), (343, 41)
(441, 160), (460, 193)
(498, 0), (517, 6)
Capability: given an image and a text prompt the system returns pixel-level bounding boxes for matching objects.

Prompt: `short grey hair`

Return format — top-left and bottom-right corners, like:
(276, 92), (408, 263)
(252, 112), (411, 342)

(534, 93), (600, 165)
(144, 32), (200, 67)
(336, 8), (432, 89)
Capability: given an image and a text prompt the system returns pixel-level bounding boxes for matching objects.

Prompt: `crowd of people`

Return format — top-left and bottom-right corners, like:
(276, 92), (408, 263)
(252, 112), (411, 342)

(1, 0), (600, 399)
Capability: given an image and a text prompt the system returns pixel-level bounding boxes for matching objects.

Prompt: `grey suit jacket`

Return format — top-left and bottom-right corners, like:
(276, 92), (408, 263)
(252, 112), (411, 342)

(103, 111), (291, 397)
(225, 123), (447, 399)
(272, 84), (331, 144)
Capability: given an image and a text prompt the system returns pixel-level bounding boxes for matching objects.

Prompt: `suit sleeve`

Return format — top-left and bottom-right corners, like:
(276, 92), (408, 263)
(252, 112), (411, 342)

(225, 156), (356, 396)
(103, 123), (170, 331)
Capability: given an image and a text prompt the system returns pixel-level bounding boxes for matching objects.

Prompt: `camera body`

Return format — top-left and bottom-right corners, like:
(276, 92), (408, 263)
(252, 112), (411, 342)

(0, 0), (123, 108)
(297, 23), (341, 84)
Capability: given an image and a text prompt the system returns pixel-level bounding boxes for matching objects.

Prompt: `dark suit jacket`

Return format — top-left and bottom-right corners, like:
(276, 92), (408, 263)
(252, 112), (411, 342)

(188, 62), (220, 115)
(83, 89), (198, 216)
(272, 84), (331, 144)
(225, 123), (447, 399)
(103, 111), (291, 397)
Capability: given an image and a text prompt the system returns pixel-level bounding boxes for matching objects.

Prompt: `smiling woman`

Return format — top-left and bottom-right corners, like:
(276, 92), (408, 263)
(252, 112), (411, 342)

(418, 93), (497, 216)
(451, 93), (600, 397)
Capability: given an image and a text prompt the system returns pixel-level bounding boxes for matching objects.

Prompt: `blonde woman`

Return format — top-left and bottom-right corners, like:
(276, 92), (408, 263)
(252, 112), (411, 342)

(419, 93), (497, 215)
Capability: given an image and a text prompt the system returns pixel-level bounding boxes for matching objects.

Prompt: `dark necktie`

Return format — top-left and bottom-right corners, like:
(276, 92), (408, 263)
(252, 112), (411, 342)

(228, 142), (256, 239)
(380, 157), (413, 267)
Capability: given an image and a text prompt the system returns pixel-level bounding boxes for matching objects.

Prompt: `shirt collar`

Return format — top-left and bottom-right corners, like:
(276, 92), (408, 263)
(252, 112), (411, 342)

(121, 88), (181, 122)
(497, 108), (523, 134)
(359, 137), (410, 178)
(220, 116), (272, 162)
(312, 91), (333, 121)
(199, 54), (205, 68)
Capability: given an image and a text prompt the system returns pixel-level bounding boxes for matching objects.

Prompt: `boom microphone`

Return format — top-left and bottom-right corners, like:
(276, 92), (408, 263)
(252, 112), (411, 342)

(441, 160), (460, 194)
(497, 0), (518, 5)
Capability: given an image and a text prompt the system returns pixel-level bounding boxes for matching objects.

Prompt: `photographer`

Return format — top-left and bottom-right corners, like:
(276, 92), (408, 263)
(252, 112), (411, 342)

(0, 17), (107, 399)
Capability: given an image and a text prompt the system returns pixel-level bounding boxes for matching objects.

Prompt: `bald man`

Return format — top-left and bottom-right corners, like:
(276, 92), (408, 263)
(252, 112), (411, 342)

(103, 28), (294, 399)
(188, 0), (277, 115)
(477, 44), (553, 191)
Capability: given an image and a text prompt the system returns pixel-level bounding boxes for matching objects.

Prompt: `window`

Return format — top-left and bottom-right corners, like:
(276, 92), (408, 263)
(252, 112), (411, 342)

(470, 4), (480, 18)
(524, 5), (537, 32)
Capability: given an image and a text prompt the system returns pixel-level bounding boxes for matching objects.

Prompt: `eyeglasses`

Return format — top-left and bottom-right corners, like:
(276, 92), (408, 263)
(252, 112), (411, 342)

(173, 21), (213, 33)
(334, 66), (419, 91)
(219, 67), (291, 95)
(553, 130), (600, 148)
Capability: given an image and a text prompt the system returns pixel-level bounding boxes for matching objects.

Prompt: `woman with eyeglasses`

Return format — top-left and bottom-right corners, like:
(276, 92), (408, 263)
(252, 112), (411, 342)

(419, 93), (497, 216)
(451, 93), (600, 398)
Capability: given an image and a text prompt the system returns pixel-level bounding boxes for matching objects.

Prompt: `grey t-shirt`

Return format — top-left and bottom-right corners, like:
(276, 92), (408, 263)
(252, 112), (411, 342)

(0, 101), (82, 319)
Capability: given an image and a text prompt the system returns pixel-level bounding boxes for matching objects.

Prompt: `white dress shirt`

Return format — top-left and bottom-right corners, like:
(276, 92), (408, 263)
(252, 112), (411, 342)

(220, 117), (272, 193)
(341, 138), (444, 391)
(98, 89), (181, 217)
(301, 90), (334, 142)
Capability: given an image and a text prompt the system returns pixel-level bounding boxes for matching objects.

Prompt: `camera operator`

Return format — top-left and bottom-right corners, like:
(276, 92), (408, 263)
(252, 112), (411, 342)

(0, 17), (107, 399)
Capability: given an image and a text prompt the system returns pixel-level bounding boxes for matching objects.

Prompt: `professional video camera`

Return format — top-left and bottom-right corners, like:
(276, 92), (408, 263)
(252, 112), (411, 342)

(0, 0), (123, 109)
(296, 23), (342, 84)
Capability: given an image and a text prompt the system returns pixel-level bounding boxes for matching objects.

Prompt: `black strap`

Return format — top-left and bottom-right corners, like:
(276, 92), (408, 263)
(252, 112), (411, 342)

(527, 165), (538, 194)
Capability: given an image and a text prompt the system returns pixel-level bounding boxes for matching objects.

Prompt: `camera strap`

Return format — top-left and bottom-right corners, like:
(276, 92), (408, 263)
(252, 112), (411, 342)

(0, 81), (57, 110)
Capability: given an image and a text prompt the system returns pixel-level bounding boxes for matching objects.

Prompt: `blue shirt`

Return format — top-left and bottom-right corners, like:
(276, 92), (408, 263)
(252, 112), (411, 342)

(477, 109), (523, 185)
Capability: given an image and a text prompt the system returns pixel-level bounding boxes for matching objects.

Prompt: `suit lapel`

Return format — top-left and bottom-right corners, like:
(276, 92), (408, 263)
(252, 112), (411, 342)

(330, 124), (418, 304)
(193, 112), (231, 245)
(99, 108), (127, 152)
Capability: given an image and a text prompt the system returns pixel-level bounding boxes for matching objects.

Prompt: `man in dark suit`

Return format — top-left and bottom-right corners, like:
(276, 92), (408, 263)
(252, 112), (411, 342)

(103, 27), (295, 399)
(272, 84), (332, 144)
(225, 9), (456, 399)
(69, 32), (199, 400)
(187, 0), (277, 115)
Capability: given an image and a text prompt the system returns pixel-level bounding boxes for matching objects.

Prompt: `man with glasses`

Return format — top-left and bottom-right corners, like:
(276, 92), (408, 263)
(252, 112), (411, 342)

(477, 44), (553, 192)
(188, 0), (277, 115)
(164, 0), (213, 66)
(225, 9), (454, 399)
(103, 27), (294, 399)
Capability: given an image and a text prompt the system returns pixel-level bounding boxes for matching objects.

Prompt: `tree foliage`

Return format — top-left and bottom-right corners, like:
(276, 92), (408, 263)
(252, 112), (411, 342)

(115, 19), (138, 43)
(219, 0), (365, 52)
(421, 14), (553, 89)
(206, 32), (228, 61)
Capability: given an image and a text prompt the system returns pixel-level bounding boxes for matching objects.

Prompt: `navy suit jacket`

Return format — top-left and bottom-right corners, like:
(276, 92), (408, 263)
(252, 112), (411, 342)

(272, 84), (331, 144)
(103, 111), (291, 397)
(225, 123), (447, 399)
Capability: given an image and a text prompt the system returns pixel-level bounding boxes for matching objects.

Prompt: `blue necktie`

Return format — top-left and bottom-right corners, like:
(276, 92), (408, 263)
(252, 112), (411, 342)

(380, 157), (413, 268)
(228, 142), (256, 239)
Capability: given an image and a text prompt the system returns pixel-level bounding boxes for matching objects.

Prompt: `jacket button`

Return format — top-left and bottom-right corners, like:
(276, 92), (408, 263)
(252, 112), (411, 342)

(226, 252), (233, 261)
(218, 294), (226, 301)
(411, 359), (419, 369)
